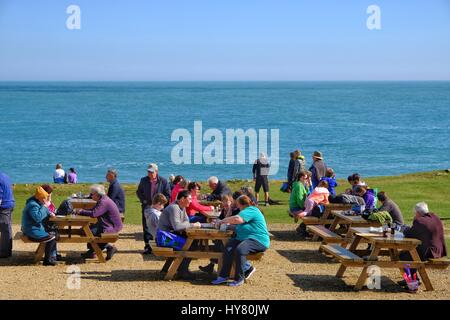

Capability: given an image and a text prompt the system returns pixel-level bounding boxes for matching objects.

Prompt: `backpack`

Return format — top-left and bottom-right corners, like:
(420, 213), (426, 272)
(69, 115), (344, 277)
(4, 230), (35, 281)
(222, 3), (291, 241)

(56, 199), (73, 216)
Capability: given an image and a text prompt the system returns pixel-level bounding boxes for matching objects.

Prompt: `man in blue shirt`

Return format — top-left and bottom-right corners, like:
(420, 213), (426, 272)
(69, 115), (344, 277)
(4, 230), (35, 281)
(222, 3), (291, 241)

(106, 169), (126, 214)
(0, 171), (15, 258)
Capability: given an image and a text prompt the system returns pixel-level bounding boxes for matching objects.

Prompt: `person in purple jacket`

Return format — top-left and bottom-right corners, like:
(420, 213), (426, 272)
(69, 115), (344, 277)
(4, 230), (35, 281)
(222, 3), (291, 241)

(354, 185), (375, 210)
(75, 184), (123, 260)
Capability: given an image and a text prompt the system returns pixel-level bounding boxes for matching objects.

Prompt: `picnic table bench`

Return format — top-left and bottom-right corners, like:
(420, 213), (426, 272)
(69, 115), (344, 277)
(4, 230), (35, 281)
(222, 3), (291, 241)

(150, 228), (265, 280)
(321, 226), (450, 291)
(17, 215), (119, 264)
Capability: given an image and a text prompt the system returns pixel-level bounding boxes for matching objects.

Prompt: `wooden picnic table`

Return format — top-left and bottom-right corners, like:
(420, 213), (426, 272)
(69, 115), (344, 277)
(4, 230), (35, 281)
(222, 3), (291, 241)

(160, 228), (234, 280)
(47, 215), (118, 263)
(329, 211), (381, 232)
(333, 226), (434, 291)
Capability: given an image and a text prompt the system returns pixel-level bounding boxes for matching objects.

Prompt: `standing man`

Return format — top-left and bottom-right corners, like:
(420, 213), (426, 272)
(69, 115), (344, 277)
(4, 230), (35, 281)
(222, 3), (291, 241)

(309, 151), (327, 189)
(136, 163), (171, 254)
(0, 171), (15, 258)
(253, 152), (271, 206)
(106, 169), (125, 215)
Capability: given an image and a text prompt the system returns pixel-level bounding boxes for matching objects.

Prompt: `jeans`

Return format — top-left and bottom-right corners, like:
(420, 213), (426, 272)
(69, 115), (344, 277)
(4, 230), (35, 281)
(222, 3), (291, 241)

(189, 215), (206, 223)
(0, 208), (13, 257)
(142, 205), (152, 248)
(219, 238), (266, 281)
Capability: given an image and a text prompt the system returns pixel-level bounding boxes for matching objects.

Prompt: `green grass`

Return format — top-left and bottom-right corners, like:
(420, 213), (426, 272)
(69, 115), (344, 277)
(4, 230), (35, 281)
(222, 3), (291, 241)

(9, 170), (450, 248)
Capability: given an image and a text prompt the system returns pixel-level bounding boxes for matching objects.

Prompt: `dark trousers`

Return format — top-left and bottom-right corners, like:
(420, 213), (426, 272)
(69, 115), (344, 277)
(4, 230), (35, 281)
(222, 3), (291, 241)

(87, 223), (110, 251)
(44, 238), (57, 261)
(0, 208), (13, 257)
(142, 206), (152, 248)
(219, 238), (266, 281)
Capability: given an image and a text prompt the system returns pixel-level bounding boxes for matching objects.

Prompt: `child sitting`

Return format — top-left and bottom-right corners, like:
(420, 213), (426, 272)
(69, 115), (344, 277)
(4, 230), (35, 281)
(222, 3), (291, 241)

(295, 180), (330, 218)
(320, 168), (338, 197)
(144, 193), (168, 241)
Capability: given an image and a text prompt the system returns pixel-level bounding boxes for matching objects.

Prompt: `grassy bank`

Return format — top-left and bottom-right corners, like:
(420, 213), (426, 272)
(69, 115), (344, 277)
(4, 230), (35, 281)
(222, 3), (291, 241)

(10, 170), (450, 224)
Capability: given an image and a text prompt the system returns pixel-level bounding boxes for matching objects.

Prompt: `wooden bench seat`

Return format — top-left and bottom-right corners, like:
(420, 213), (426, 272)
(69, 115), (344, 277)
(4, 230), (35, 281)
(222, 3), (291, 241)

(426, 257), (450, 270)
(300, 216), (335, 225)
(319, 244), (364, 265)
(307, 225), (342, 244)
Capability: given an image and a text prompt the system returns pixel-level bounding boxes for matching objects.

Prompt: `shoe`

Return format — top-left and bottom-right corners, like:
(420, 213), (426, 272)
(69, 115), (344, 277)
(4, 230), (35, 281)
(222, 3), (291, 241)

(211, 277), (229, 285)
(228, 279), (245, 287)
(177, 271), (197, 280)
(43, 259), (57, 266)
(142, 247), (152, 255)
(264, 202), (270, 207)
(81, 251), (96, 259)
(244, 266), (256, 280)
(106, 246), (118, 261)
(199, 263), (215, 274)
(56, 254), (63, 261)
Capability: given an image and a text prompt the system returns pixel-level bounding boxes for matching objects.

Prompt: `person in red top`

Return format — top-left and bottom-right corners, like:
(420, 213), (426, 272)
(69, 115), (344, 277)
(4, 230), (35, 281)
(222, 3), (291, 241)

(186, 182), (214, 223)
(170, 176), (186, 203)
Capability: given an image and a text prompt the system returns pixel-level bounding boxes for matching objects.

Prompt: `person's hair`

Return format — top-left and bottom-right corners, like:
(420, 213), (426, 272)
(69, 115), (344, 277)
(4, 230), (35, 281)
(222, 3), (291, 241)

(296, 170), (308, 181)
(152, 193), (168, 206)
(207, 176), (219, 184)
(352, 173), (361, 183)
(177, 190), (191, 200)
(232, 190), (244, 200)
(56, 163), (62, 169)
(290, 152), (295, 159)
(307, 170), (312, 178)
(240, 186), (255, 198)
(325, 168), (334, 178)
(173, 175), (184, 185)
(179, 178), (189, 188)
(107, 168), (118, 177)
(354, 185), (366, 194)
(41, 184), (53, 194)
(90, 184), (106, 196)
(347, 175), (354, 183)
(414, 202), (429, 215)
(222, 194), (233, 202)
(293, 150), (300, 158)
(69, 168), (76, 173)
(188, 182), (201, 192)
(318, 180), (329, 189)
(377, 191), (388, 202)
(236, 195), (252, 207)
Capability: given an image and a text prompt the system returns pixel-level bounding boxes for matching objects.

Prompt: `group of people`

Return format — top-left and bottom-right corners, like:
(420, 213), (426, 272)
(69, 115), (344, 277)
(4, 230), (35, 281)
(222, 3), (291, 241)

(53, 163), (77, 184)
(286, 149), (447, 289)
(136, 163), (270, 286)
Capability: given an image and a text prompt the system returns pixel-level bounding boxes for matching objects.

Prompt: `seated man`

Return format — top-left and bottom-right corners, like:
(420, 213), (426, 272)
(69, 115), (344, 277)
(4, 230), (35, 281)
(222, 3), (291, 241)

(75, 184), (123, 261)
(398, 202), (447, 287)
(157, 190), (201, 280)
(377, 191), (404, 225)
(206, 176), (232, 201)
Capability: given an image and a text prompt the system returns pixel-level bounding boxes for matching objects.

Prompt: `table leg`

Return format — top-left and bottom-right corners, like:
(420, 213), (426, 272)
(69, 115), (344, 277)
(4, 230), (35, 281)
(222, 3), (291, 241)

(409, 248), (434, 291)
(82, 224), (106, 263)
(354, 245), (380, 290)
(34, 243), (46, 264)
(161, 258), (174, 273)
(329, 218), (341, 232)
(165, 238), (193, 281)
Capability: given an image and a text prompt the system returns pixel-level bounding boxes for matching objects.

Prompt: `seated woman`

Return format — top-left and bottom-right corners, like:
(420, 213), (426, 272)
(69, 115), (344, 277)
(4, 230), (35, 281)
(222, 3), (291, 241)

(74, 184), (123, 261)
(212, 195), (270, 287)
(53, 163), (65, 184)
(289, 171), (310, 217)
(21, 186), (58, 266)
(67, 168), (77, 184)
(186, 182), (215, 223)
(294, 180), (330, 219)
(170, 175), (185, 203)
(354, 185), (375, 210)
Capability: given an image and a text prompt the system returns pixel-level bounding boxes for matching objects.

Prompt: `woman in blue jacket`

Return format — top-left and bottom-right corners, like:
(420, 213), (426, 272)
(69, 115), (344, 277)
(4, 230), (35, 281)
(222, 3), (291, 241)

(21, 187), (57, 266)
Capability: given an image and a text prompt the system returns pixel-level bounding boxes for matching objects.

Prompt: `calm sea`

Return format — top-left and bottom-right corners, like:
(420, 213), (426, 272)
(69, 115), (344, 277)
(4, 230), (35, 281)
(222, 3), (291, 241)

(1, 81), (449, 183)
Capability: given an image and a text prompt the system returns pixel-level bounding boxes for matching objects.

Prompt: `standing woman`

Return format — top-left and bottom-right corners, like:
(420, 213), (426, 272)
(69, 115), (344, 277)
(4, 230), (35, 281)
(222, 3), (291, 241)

(212, 195), (270, 287)
(252, 152), (270, 206)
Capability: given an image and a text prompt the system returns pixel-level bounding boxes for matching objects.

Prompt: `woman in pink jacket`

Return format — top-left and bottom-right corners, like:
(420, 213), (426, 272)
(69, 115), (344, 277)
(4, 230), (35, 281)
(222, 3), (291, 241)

(295, 180), (330, 219)
(186, 182), (214, 222)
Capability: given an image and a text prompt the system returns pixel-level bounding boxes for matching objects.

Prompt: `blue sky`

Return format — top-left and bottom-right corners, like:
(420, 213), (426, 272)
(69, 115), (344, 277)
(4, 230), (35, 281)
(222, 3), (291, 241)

(0, 0), (449, 80)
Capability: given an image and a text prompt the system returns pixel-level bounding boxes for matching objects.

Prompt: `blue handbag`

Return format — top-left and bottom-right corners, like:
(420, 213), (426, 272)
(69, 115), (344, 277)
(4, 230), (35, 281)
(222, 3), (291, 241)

(156, 229), (187, 251)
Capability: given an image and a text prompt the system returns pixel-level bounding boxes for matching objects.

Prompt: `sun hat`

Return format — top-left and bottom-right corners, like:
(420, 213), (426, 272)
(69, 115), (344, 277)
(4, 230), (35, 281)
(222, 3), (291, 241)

(313, 151), (323, 160)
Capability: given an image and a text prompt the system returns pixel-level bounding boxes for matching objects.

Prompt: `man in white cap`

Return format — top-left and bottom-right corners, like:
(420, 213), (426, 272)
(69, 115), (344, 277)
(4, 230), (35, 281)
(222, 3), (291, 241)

(136, 163), (171, 254)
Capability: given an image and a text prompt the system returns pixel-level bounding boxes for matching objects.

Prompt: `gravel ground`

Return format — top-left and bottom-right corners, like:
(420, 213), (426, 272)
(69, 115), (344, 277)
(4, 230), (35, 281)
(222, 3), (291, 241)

(1, 224), (449, 300)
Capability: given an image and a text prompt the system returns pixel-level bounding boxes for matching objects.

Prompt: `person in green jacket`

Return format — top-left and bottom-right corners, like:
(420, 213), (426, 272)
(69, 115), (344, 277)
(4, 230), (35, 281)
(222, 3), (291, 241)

(289, 171), (310, 216)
